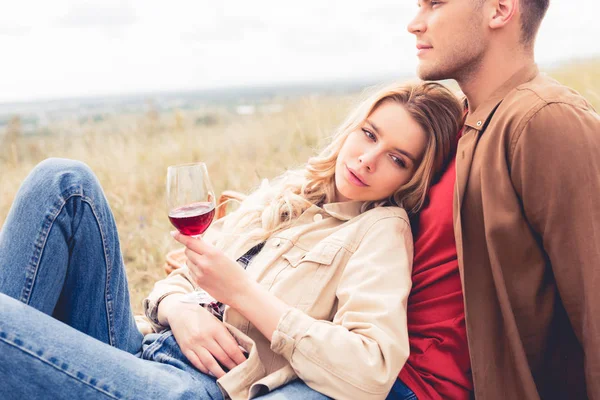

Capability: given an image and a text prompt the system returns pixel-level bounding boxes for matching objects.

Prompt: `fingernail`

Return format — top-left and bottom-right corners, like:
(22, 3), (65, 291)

(170, 230), (178, 238)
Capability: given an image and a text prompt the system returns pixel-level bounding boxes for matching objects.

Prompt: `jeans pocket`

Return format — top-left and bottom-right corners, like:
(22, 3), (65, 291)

(142, 331), (183, 363)
(141, 330), (219, 382)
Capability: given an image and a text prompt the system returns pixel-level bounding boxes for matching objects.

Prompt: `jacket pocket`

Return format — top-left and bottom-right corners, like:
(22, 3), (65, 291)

(281, 242), (340, 268)
(279, 242), (341, 308)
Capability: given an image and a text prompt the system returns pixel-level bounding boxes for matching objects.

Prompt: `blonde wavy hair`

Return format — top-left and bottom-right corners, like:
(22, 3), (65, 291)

(222, 81), (463, 242)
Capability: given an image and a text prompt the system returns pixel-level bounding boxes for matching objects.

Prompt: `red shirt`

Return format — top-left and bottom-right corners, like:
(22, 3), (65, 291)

(398, 157), (473, 399)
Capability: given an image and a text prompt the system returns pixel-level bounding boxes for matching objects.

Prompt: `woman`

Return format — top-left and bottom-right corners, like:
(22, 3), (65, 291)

(0, 82), (462, 400)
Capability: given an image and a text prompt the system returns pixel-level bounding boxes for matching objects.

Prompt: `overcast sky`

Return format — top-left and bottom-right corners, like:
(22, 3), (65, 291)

(1, 0), (598, 103)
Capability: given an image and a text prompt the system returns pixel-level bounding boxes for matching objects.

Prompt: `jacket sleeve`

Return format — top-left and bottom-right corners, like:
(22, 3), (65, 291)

(510, 102), (600, 398)
(269, 215), (413, 400)
(142, 215), (228, 332)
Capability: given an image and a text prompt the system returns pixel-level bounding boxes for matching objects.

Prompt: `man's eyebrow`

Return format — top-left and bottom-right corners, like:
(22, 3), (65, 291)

(365, 119), (418, 163)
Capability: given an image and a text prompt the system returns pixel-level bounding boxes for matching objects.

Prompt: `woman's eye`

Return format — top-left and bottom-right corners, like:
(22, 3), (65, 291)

(391, 155), (406, 168)
(362, 129), (376, 142)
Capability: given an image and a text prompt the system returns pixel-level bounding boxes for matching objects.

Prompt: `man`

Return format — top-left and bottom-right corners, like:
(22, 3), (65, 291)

(408, 0), (600, 398)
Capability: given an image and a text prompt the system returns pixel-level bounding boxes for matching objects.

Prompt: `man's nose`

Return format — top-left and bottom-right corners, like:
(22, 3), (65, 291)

(407, 13), (426, 35)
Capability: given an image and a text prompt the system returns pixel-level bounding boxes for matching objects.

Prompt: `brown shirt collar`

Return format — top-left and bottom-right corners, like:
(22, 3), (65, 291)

(464, 63), (539, 131)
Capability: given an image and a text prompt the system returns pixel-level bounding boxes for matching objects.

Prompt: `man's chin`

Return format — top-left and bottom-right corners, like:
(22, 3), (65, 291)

(417, 64), (451, 82)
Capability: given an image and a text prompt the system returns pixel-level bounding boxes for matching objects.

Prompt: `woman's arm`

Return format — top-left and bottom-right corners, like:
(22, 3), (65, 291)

(230, 280), (291, 341)
(144, 268), (195, 330)
(247, 215), (413, 399)
(144, 217), (246, 378)
(145, 215), (230, 329)
(176, 214), (413, 399)
(144, 274), (247, 378)
(158, 293), (247, 378)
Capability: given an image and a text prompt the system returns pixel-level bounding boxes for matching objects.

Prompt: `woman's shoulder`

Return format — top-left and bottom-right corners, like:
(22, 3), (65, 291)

(343, 206), (411, 245)
(337, 206), (412, 254)
(356, 205), (410, 225)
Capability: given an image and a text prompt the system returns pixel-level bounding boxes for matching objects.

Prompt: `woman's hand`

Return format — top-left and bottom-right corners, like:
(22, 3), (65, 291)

(171, 231), (253, 306)
(171, 231), (291, 346)
(159, 294), (247, 378)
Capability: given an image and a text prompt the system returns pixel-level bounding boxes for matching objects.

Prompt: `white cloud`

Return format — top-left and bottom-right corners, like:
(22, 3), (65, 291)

(58, 2), (137, 29)
(0, 24), (31, 37)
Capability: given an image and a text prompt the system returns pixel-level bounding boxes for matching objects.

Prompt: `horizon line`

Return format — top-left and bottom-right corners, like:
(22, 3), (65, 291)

(1, 55), (597, 107)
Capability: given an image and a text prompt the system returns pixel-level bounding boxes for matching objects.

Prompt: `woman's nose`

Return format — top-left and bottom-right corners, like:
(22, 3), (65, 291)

(358, 153), (376, 172)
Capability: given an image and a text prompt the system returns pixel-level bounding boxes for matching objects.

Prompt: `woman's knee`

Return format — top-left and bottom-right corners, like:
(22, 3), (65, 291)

(27, 158), (101, 196)
(32, 158), (94, 180)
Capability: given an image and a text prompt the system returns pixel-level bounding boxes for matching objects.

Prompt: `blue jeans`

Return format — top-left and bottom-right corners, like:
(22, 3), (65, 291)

(0, 158), (328, 399)
(386, 379), (418, 400)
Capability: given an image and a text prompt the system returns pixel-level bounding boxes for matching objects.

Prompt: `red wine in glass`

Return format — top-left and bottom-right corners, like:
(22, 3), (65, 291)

(168, 202), (215, 236)
(166, 162), (217, 304)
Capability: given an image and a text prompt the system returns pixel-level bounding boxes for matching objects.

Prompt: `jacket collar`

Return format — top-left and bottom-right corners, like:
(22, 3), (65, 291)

(464, 63), (539, 131)
(286, 191), (364, 221)
(323, 201), (365, 221)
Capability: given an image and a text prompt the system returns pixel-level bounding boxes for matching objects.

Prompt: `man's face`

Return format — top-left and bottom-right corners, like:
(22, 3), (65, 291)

(408, 0), (488, 81)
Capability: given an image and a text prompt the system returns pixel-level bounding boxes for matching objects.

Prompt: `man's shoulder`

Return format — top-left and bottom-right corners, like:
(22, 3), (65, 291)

(496, 73), (596, 138)
(501, 73), (594, 119)
(512, 73), (593, 110)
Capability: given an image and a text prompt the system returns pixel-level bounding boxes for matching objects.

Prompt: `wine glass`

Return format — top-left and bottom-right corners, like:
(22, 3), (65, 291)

(166, 162), (216, 304)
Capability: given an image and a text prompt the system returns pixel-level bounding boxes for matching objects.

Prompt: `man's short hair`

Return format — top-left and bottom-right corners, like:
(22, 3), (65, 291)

(520, 0), (550, 45)
(476, 0), (550, 46)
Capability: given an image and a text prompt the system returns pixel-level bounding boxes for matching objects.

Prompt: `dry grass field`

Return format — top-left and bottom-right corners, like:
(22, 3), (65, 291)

(1, 60), (598, 314)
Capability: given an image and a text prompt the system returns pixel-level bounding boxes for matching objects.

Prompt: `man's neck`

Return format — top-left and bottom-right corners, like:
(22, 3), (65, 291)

(458, 47), (535, 113)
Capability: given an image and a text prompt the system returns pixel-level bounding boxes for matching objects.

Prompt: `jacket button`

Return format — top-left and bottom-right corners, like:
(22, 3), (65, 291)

(476, 120), (482, 126)
(313, 214), (323, 222)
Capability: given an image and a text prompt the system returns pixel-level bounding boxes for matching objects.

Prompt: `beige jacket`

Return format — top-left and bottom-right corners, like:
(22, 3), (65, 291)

(143, 197), (412, 400)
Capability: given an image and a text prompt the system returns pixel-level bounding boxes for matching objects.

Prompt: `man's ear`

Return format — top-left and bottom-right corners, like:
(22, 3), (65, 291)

(488, 0), (518, 30)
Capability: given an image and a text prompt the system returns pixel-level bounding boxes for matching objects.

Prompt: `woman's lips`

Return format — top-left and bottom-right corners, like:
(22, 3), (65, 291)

(346, 166), (368, 187)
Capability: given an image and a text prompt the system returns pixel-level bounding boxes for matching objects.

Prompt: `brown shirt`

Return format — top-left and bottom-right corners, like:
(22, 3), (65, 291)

(454, 64), (600, 399)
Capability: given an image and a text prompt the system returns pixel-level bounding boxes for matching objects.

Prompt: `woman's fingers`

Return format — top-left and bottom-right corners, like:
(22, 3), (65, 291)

(183, 348), (209, 375)
(185, 248), (203, 269)
(173, 232), (213, 257)
(196, 347), (227, 378)
(169, 306), (240, 379)
(184, 249), (205, 282)
(217, 332), (248, 366)
(204, 341), (238, 371)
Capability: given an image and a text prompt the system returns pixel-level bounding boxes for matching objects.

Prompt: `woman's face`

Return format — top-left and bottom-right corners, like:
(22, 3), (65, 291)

(334, 100), (428, 203)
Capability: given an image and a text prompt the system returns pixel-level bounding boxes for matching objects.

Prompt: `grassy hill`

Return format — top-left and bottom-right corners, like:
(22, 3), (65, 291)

(1, 59), (598, 314)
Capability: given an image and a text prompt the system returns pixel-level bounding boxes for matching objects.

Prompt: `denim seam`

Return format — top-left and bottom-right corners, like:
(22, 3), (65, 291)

(0, 331), (120, 399)
(142, 331), (173, 360)
(80, 194), (117, 349)
(155, 332), (177, 358)
(20, 185), (83, 305)
(20, 184), (118, 348)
